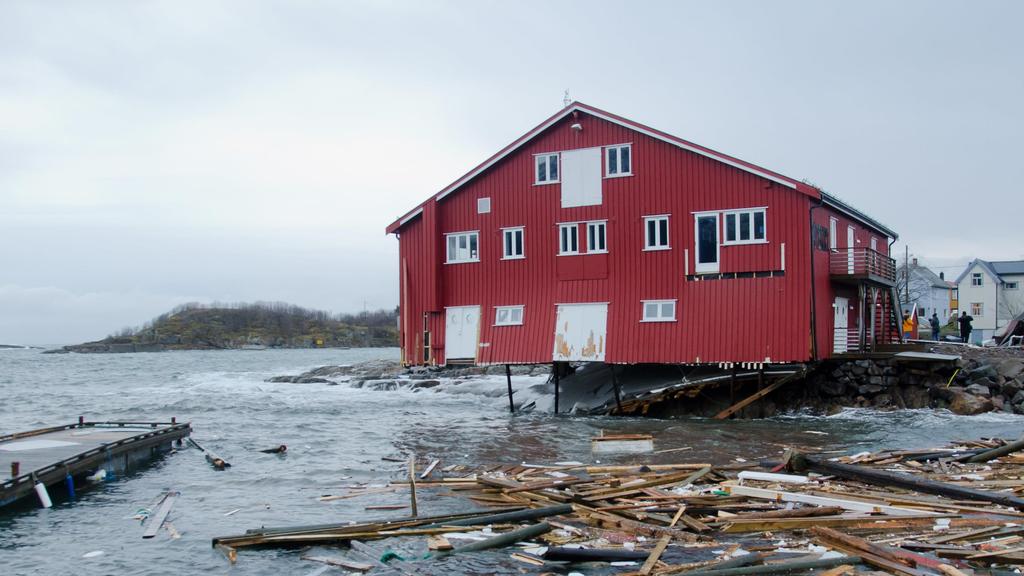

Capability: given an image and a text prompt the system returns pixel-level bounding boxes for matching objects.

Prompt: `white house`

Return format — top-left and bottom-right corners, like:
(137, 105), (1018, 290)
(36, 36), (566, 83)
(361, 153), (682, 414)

(897, 259), (955, 323)
(955, 259), (1024, 343)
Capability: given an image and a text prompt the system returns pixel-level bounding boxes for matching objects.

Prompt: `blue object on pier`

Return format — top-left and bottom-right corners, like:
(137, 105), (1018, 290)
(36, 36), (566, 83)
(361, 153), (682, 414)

(65, 473), (75, 499)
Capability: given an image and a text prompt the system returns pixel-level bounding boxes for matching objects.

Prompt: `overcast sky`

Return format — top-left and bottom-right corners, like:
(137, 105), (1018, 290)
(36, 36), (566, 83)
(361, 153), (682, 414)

(2, 1), (1022, 345)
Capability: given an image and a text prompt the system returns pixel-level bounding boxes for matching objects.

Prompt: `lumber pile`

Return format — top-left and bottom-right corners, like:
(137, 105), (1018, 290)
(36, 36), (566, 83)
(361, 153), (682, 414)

(212, 436), (1024, 574)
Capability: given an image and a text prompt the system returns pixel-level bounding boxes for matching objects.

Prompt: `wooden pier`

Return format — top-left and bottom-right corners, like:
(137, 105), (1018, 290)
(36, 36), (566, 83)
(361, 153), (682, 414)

(1, 419), (191, 508)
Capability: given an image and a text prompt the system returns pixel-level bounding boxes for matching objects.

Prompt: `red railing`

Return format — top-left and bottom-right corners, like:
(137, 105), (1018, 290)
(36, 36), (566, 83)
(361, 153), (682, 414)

(829, 248), (896, 284)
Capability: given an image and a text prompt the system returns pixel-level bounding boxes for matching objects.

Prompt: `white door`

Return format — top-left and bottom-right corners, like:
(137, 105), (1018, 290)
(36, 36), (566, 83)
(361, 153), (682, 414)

(694, 214), (720, 274)
(833, 297), (849, 354)
(846, 226), (855, 274)
(560, 148), (602, 208)
(445, 306), (480, 361)
(553, 303), (607, 362)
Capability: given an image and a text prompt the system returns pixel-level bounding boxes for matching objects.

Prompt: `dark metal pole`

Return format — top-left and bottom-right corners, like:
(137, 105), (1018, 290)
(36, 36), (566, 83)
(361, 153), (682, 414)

(553, 363), (560, 414)
(610, 365), (623, 414)
(505, 364), (514, 414)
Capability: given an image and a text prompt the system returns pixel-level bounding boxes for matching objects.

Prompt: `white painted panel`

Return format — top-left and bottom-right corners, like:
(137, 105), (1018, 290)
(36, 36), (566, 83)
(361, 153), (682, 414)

(847, 226), (855, 274)
(560, 148), (602, 208)
(833, 297), (849, 354)
(445, 306), (480, 361)
(553, 303), (607, 361)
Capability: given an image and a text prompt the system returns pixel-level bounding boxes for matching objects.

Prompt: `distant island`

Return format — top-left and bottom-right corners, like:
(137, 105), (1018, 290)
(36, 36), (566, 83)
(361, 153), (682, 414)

(45, 302), (397, 354)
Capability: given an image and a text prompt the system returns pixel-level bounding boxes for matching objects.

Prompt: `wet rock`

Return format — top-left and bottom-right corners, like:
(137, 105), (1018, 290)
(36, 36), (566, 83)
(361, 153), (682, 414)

(902, 386), (930, 408)
(965, 383), (992, 397)
(873, 393), (893, 408)
(1013, 390), (1024, 407)
(995, 359), (1024, 380)
(967, 365), (998, 382)
(948, 391), (993, 415)
(818, 379), (846, 396)
(859, 384), (884, 395)
(411, 379), (442, 389)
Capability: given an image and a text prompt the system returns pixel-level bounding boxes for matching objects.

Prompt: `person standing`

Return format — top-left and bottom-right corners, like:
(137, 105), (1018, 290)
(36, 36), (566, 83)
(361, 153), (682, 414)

(902, 312), (914, 340)
(929, 312), (941, 341)
(958, 311), (974, 344)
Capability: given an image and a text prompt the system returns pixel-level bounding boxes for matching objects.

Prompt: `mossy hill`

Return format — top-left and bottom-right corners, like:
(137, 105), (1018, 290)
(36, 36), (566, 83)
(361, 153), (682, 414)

(47, 303), (397, 353)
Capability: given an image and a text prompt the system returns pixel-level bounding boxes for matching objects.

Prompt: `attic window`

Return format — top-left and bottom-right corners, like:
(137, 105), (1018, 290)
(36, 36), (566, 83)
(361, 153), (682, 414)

(445, 231), (479, 264)
(477, 197), (491, 214)
(535, 153), (559, 184)
(972, 273), (983, 286)
(605, 144), (632, 177)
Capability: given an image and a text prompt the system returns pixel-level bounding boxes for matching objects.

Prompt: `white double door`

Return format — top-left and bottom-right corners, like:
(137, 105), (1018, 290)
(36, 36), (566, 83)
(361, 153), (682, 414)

(445, 305), (480, 361)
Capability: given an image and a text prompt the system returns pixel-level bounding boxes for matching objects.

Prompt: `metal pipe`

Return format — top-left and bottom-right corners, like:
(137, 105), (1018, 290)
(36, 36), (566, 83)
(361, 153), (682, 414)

(505, 364), (514, 413)
(553, 363), (560, 414)
(437, 522), (552, 556)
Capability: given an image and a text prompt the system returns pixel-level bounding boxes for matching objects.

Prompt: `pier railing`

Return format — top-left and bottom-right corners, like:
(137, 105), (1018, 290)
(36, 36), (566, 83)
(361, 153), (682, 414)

(829, 248), (896, 286)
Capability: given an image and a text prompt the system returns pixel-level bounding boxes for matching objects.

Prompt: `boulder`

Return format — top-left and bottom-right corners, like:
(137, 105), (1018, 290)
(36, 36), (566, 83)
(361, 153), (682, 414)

(994, 359), (1024, 380)
(818, 379), (846, 396)
(859, 384), (884, 395)
(967, 365), (998, 382)
(948, 391), (994, 415)
(965, 383), (992, 397)
(1013, 390), (1024, 407)
(1001, 379), (1022, 398)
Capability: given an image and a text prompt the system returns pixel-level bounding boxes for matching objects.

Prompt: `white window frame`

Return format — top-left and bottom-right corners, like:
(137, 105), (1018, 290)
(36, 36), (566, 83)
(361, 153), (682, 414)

(1006, 281), (1019, 290)
(721, 207), (767, 246)
(971, 273), (983, 286)
(870, 237), (878, 252)
(477, 197), (491, 214)
(494, 305), (524, 326)
(604, 143), (632, 178)
(586, 221), (608, 254)
(502, 227), (524, 260)
(829, 217), (838, 251)
(643, 215), (670, 251)
(641, 299), (677, 322)
(971, 302), (984, 316)
(558, 223), (579, 255)
(444, 231), (480, 264)
(534, 153), (559, 185)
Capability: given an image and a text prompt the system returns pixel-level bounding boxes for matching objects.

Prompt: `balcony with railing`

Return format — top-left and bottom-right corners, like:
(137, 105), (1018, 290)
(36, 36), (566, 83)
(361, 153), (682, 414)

(829, 248), (896, 286)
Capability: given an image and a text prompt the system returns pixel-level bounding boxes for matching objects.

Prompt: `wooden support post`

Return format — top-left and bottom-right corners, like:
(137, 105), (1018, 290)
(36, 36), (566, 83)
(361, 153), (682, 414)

(729, 366), (737, 413)
(610, 365), (623, 414)
(78, 416), (84, 425)
(757, 368), (765, 418)
(11, 461), (19, 478)
(408, 454), (418, 517)
(505, 364), (514, 414)
(553, 363), (560, 414)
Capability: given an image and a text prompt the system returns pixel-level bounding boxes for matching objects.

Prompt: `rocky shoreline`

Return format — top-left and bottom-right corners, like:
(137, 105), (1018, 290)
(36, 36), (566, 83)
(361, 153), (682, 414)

(267, 344), (1024, 417)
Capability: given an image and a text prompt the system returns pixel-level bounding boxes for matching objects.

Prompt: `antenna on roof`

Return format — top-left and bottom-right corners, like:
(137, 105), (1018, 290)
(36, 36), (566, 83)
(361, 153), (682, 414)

(563, 90), (571, 107)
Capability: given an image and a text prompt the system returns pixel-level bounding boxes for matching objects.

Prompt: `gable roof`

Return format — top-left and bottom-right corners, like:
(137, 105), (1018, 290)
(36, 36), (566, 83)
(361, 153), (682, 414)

(956, 259), (1024, 284)
(901, 263), (951, 289)
(386, 102), (887, 235)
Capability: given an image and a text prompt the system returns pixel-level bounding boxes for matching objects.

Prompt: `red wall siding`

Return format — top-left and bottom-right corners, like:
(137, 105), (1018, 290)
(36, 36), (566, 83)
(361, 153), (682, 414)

(397, 111), (888, 366)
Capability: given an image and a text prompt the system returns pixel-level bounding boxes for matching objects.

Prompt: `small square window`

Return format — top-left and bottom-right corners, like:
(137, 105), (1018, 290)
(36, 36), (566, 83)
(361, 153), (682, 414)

(495, 305), (524, 326)
(1006, 282), (1019, 290)
(559, 223), (579, 255)
(971, 302), (983, 316)
(477, 197), (491, 214)
(641, 299), (676, 322)
(644, 216), (670, 250)
(502, 227), (524, 259)
(445, 231), (479, 264)
(535, 153), (559, 184)
(971, 273), (983, 286)
(605, 144), (632, 177)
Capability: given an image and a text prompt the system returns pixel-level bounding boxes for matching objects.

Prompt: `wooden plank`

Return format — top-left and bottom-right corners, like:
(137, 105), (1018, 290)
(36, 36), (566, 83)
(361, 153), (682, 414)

(143, 492), (178, 539)
(420, 459), (440, 480)
(713, 370), (803, 419)
(724, 483), (936, 516)
(301, 555), (374, 571)
(639, 535), (671, 575)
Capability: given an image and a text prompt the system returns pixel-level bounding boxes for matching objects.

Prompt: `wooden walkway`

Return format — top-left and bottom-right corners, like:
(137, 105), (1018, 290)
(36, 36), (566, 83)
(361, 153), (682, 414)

(1, 420), (191, 508)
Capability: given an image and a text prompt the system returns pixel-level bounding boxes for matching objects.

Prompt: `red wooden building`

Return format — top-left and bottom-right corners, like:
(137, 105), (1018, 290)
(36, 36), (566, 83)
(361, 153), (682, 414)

(386, 102), (900, 368)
